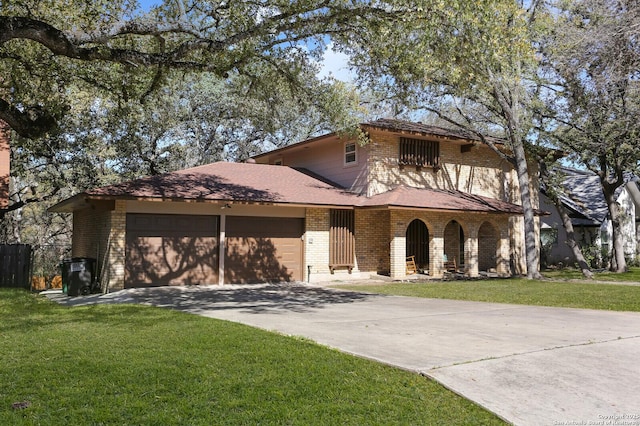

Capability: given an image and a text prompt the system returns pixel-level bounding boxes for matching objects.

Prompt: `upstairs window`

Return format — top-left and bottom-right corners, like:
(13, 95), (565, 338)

(344, 142), (357, 165)
(399, 137), (440, 168)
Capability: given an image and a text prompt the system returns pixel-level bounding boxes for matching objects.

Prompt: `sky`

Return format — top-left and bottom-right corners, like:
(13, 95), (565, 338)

(137, 0), (161, 9)
(317, 43), (354, 82)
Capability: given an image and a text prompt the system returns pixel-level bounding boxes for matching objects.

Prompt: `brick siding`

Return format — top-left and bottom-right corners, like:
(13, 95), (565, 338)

(304, 208), (331, 280)
(363, 129), (539, 275)
(355, 209), (390, 275)
(365, 129), (517, 200)
(303, 187), (516, 280)
(72, 199), (126, 292)
(107, 200), (126, 290)
(478, 222), (500, 271)
(378, 210), (512, 279)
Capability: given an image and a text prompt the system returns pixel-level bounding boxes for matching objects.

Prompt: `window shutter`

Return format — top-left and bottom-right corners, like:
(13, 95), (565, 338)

(399, 138), (440, 167)
(329, 209), (355, 269)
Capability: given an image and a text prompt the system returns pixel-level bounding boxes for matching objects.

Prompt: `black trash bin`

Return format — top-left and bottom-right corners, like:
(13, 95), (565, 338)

(60, 258), (96, 296)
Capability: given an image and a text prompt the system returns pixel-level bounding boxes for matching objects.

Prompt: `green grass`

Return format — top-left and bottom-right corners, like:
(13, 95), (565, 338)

(0, 289), (502, 425)
(543, 266), (640, 282)
(333, 277), (640, 312)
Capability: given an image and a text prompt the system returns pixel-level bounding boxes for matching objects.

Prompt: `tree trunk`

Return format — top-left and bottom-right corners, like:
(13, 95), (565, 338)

(602, 183), (627, 273)
(488, 66), (542, 280)
(609, 203), (627, 273)
(512, 141), (543, 279)
(636, 220), (640, 261)
(555, 199), (594, 279)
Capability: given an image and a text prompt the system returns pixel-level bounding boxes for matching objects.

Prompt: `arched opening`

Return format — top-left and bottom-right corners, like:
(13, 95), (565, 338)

(444, 220), (464, 271)
(406, 219), (430, 273)
(478, 222), (499, 272)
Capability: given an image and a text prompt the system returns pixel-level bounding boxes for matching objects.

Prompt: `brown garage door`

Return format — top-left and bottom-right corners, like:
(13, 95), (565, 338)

(125, 214), (219, 288)
(225, 216), (303, 284)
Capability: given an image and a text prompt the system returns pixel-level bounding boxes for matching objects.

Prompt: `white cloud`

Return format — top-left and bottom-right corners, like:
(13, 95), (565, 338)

(318, 43), (355, 82)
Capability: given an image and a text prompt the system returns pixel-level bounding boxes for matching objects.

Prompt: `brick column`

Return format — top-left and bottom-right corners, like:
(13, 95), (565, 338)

(305, 208), (330, 281)
(389, 211), (407, 279)
(497, 225), (511, 276)
(355, 209), (390, 276)
(430, 232), (445, 278)
(465, 222), (479, 277)
(106, 200), (127, 291)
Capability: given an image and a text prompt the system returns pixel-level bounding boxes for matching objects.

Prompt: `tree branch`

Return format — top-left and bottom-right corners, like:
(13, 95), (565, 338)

(0, 98), (58, 139)
(0, 185), (62, 220)
(0, 17), (221, 70)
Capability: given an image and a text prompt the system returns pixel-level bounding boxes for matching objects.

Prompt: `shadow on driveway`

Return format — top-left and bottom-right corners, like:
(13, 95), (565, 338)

(47, 283), (376, 315)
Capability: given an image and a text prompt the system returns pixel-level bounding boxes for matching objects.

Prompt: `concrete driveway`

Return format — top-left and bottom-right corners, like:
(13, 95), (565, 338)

(49, 283), (640, 426)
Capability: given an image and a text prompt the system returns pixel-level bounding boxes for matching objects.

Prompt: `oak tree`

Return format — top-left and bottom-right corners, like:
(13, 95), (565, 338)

(1, 0), (392, 138)
(541, 0), (640, 272)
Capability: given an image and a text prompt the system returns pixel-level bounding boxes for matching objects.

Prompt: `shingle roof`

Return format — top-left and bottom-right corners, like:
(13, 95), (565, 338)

(361, 186), (533, 214)
(252, 118), (504, 161)
(556, 168), (639, 225)
(50, 162), (532, 215)
(558, 173), (608, 224)
(362, 118), (505, 145)
(82, 162), (358, 207)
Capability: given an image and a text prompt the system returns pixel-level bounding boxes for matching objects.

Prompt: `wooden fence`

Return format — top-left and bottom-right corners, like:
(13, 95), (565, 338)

(0, 244), (33, 290)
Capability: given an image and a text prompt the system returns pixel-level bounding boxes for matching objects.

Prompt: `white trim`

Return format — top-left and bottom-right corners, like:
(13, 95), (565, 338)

(344, 141), (357, 166)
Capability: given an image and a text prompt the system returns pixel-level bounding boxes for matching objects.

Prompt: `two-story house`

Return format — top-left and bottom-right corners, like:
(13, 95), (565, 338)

(50, 119), (540, 292)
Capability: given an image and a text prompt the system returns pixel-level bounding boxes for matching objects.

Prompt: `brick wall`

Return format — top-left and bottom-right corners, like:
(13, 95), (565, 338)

(364, 129), (540, 274)
(72, 199), (126, 292)
(379, 210), (512, 279)
(355, 209), (390, 275)
(107, 200), (126, 291)
(478, 221), (500, 271)
(305, 207), (395, 281)
(304, 208), (331, 280)
(365, 129), (516, 200)
(0, 120), (10, 210)
(72, 201), (114, 259)
(443, 220), (462, 266)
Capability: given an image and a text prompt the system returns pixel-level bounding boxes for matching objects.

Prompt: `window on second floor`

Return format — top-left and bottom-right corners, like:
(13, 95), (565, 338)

(344, 142), (357, 165)
(399, 137), (440, 168)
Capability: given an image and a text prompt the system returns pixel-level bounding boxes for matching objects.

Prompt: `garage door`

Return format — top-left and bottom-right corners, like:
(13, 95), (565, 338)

(225, 216), (303, 284)
(125, 214), (219, 288)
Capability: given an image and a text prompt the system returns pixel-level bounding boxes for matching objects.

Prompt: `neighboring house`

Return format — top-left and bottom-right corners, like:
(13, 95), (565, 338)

(50, 119), (543, 291)
(0, 120), (9, 211)
(540, 168), (640, 267)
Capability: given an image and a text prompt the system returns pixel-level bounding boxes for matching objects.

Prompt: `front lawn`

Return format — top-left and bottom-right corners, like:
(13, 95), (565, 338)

(333, 278), (640, 312)
(543, 266), (640, 282)
(0, 289), (502, 425)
